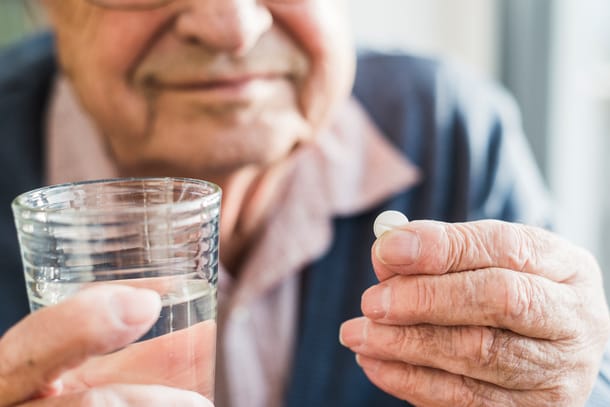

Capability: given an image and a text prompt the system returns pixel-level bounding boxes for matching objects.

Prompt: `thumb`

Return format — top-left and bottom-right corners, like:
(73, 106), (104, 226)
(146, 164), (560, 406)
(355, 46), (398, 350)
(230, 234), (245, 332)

(0, 285), (160, 406)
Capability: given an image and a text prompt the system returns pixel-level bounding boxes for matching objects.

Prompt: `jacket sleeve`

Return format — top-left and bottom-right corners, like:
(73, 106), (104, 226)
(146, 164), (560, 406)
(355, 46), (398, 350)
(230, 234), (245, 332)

(435, 62), (554, 227)
(354, 53), (554, 227)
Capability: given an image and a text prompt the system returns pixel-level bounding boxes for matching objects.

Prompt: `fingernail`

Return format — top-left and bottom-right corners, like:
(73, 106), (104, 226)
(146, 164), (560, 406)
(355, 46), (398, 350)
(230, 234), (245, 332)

(339, 318), (367, 348)
(356, 355), (380, 373)
(111, 288), (161, 326)
(361, 285), (390, 320)
(376, 229), (420, 265)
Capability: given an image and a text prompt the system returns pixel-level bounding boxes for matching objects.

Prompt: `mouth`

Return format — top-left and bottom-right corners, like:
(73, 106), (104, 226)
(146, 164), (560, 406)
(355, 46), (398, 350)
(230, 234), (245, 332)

(138, 73), (293, 106)
(143, 72), (292, 95)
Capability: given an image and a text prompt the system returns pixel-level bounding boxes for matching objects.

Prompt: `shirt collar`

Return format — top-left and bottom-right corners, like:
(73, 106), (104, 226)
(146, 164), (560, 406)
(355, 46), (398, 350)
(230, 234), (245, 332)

(225, 98), (420, 306)
(315, 97), (421, 215)
(46, 76), (118, 186)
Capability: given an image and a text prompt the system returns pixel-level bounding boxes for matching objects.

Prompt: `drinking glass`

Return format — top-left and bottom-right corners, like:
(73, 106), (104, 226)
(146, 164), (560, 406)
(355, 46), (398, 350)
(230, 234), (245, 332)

(11, 177), (221, 398)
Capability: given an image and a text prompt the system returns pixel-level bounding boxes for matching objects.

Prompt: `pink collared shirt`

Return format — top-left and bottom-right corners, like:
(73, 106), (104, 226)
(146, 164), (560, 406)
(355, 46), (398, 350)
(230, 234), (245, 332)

(47, 77), (420, 407)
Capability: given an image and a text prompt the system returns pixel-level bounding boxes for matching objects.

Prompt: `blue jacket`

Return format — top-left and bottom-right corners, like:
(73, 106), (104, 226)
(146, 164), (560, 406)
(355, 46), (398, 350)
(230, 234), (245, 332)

(1, 34), (609, 406)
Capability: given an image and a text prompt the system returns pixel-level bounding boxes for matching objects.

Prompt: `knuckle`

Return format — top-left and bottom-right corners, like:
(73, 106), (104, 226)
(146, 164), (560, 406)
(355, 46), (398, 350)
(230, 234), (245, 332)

(459, 377), (515, 407)
(475, 328), (531, 388)
(474, 328), (501, 369)
(444, 224), (470, 271)
(501, 275), (536, 322)
(388, 327), (409, 356)
(543, 385), (577, 407)
(413, 278), (435, 316)
(456, 377), (500, 407)
(449, 377), (477, 406)
(392, 365), (420, 397)
(398, 325), (436, 361)
(445, 221), (500, 272)
(514, 224), (542, 272)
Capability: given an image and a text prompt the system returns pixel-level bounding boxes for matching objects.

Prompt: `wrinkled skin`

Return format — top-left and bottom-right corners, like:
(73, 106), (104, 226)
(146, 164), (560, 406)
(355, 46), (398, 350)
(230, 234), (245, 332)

(341, 220), (610, 406)
(43, 0), (354, 178)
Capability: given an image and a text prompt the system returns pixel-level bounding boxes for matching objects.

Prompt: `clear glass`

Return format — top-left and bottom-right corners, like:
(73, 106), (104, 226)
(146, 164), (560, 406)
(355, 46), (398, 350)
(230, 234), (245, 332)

(11, 177), (221, 398)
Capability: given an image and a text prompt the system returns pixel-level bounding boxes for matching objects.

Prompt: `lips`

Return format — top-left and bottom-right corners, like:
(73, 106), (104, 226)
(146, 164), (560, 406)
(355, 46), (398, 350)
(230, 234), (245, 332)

(148, 73), (290, 92)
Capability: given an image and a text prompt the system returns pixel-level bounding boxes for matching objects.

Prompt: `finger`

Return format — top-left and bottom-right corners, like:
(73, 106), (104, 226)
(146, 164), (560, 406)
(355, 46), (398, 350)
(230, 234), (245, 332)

(63, 320), (217, 399)
(372, 220), (596, 283)
(355, 355), (516, 407)
(360, 268), (581, 339)
(355, 355), (576, 407)
(0, 285), (161, 406)
(341, 318), (566, 390)
(20, 384), (213, 407)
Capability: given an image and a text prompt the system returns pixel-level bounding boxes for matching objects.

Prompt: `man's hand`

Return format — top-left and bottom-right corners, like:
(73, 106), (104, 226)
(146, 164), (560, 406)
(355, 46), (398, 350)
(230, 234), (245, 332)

(340, 220), (610, 406)
(0, 285), (214, 406)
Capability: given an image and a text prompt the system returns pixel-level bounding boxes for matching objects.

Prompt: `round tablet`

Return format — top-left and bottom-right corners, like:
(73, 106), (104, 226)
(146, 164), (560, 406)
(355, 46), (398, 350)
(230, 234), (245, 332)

(373, 210), (409, 238)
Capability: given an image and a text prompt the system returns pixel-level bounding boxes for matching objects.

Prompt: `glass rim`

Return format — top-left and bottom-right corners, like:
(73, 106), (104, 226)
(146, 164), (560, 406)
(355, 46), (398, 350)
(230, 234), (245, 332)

(12, 177), (221, 218)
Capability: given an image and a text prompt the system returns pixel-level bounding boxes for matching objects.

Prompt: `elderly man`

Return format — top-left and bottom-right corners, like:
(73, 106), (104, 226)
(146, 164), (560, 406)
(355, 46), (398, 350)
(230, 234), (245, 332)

(0, 0), (609, 406)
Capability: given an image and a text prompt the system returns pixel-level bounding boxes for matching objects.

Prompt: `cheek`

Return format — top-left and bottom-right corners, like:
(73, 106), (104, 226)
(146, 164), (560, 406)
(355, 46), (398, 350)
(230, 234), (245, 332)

(267, 0), (355, 127)
(56, 6), (169, 75)
(55, 9), (173, 141)
(129, 92), (311, 172)
(269, 0), (348, 57)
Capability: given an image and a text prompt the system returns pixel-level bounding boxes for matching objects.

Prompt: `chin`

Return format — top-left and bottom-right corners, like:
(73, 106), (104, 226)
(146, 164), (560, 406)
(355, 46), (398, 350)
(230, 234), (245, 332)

(125, 133), (301, 179)
(195, 139), (300, 176)
(108, 105), (311, 178)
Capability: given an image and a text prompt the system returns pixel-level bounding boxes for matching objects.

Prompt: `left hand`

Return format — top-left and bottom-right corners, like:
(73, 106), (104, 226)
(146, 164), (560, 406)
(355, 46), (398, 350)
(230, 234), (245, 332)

(340, 220), (610, 406)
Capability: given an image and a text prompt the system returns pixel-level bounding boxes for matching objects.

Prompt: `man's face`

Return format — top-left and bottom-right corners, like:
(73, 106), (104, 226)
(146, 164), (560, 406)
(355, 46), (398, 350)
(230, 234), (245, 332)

(45, 0), (355, 177)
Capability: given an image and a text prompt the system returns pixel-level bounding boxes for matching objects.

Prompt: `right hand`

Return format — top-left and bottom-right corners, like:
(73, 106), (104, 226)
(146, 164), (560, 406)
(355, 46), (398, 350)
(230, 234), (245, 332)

(0, 285), (214, 406)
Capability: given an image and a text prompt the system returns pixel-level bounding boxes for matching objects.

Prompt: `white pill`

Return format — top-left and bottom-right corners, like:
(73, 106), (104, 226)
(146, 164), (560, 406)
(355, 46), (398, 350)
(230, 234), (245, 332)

(373, 210), (409, 238)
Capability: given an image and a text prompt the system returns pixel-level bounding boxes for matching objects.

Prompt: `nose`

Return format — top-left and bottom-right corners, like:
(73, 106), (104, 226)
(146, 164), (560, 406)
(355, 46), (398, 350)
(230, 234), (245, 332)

(174, 0), (273, 55)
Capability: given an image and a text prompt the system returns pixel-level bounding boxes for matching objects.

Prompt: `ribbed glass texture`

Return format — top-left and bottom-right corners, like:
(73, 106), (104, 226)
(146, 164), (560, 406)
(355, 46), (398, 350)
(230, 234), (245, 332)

(11, 177), (221, 396)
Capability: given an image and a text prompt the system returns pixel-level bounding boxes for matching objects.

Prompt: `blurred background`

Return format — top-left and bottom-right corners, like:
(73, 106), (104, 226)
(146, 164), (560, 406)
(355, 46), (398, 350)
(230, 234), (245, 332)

(1, 0), (609, 302)
(350, 0), (610, 303)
